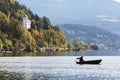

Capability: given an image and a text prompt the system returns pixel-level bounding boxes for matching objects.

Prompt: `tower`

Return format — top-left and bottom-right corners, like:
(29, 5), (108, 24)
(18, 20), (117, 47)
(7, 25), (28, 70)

(22, 14), (31, 29)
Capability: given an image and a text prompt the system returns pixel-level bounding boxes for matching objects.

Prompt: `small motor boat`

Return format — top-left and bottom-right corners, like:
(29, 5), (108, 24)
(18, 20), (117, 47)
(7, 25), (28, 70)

(76, 59), (102, 64)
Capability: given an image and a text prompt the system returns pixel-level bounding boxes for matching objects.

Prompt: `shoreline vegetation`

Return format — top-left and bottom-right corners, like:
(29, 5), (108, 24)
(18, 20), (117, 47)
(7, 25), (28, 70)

(0, 40), (98, 53)
(0, 0), (98, 54)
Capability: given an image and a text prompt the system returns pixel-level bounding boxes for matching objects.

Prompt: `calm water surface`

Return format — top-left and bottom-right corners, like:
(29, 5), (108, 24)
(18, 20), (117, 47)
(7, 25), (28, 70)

(0, 50), (120, 80)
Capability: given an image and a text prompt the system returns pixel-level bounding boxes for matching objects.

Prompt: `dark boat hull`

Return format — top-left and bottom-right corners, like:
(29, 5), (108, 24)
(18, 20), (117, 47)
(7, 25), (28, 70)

(76, 59), (102, 64)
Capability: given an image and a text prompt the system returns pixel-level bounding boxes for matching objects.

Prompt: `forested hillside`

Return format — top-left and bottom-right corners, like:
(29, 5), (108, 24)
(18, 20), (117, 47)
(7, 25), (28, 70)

(0, 0), (66, 52)
(59, 24), (120, 50)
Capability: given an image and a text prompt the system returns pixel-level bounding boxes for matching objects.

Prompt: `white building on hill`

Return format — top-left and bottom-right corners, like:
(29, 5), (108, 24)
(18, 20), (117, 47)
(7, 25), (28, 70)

(22, 14), (31, 29)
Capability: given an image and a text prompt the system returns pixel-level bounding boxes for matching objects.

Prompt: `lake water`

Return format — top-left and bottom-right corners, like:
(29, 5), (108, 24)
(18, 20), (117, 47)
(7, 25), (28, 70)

(0, 50), (120, 80)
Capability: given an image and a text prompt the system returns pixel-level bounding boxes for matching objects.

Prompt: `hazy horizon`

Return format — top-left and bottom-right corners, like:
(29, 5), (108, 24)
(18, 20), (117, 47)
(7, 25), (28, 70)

(17, 0), (120, 36)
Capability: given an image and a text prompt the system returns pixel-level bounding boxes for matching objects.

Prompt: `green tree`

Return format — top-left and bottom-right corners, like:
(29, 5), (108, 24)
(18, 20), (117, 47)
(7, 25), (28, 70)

(90, 44), (99, 50)
(43, 41), (48, 47)
(42, 16), (51, 30)
(0, 30), (7, 45)
(0, 39), (3, 49)
(25, 44), (32, 52)
(0, 11), (9, 32)
(72, 40), (80, 50)
(84, 44), (91, 50)
(67, 43), (72, 51)
(12, 39), (17, 47)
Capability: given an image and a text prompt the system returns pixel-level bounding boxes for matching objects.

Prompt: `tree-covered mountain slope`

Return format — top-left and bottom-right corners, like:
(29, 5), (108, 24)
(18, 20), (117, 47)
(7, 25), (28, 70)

(0, 0), (66, 52)
(59, 24), (120, 50)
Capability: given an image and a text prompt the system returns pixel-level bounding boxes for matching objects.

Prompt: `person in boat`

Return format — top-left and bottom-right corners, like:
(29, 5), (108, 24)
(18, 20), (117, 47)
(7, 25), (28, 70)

(77, 56), (84, 62)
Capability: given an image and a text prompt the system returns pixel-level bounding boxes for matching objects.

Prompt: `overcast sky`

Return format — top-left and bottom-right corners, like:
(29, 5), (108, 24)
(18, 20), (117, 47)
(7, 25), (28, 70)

(17, 0), (120, 35)
(17, 0), (120, 23)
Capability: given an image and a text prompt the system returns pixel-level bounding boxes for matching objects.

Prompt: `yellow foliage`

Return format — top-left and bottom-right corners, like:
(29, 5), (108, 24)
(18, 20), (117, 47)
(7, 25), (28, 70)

(0, 11), (8, 22)
(38, 31), (44, 40)
(19, 26), (36, 45)
(10, 0), (15, 4)
(31, 29), (44, 41)
(0, 39), (3, 49)
(15, 10), (25, 17)
(7, 11), (11, 20)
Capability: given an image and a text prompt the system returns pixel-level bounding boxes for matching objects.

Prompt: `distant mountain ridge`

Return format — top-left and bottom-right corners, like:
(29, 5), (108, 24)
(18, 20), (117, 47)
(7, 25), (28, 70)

(58, 24), (120, 50)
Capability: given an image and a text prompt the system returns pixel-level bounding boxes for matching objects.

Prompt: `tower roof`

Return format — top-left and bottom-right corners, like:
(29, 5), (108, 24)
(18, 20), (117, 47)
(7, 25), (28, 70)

(23, 14), (28, 18)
